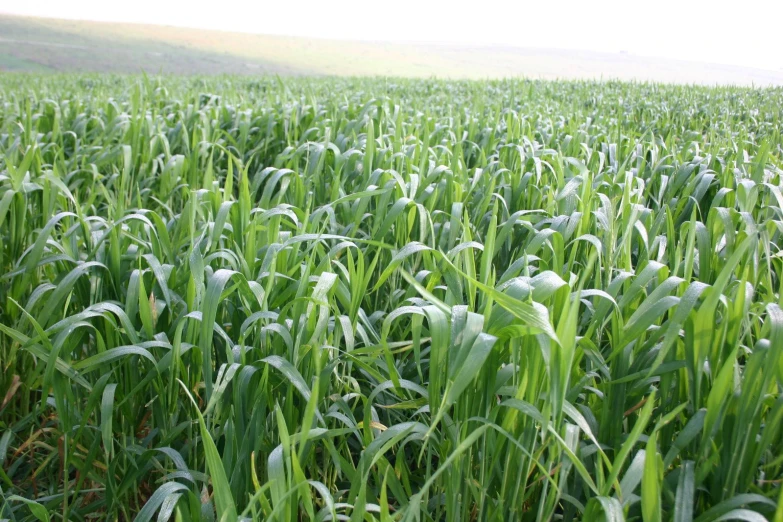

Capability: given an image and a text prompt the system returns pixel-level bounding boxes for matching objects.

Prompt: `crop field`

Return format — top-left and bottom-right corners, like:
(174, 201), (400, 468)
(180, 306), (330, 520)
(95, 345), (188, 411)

(0, 75), (782, 521)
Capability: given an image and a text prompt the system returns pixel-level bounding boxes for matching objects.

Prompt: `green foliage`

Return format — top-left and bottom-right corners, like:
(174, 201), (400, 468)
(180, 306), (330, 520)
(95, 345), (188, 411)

(1, 75), (782, 521)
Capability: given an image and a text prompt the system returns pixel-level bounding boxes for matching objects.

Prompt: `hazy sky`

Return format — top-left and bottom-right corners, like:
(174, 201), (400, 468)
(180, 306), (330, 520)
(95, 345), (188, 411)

(3, 0), (782, 71)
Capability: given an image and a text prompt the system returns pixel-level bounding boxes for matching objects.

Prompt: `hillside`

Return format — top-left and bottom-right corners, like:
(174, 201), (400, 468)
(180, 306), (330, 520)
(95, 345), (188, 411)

(2, 14), (783, 84)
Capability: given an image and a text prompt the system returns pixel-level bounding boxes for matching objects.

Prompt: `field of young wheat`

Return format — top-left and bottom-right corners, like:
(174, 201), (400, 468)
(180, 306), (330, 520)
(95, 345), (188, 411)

(0, 75), (782, 521)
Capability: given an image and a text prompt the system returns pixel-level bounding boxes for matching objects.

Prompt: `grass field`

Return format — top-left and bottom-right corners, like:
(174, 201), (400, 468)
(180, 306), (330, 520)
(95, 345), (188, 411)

(0, 74), (782, 521)
(3, 14), (783, 85)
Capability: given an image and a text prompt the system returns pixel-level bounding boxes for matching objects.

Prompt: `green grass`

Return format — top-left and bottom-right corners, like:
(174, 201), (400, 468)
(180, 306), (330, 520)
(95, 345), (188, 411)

(0, 55), (51, 73)
(0, 74), (782, 522)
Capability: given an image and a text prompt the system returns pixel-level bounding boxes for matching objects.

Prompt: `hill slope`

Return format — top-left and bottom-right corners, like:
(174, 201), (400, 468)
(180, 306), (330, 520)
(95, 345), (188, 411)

(2, 14), (783, 84)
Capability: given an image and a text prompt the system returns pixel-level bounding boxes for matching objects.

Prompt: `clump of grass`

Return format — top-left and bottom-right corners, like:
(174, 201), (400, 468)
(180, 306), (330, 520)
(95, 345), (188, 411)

(1, 75), (782, 521)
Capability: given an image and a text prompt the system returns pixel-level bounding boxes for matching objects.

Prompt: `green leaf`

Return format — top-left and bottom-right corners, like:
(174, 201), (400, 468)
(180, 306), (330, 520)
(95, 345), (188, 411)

(178, 380), (237, 521)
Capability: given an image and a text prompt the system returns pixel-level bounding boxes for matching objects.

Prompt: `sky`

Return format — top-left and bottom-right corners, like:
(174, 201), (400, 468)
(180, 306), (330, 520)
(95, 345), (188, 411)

(2, 0), (782, 71)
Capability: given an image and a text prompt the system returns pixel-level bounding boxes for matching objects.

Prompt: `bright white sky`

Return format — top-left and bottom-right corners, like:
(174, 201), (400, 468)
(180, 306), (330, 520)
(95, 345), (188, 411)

(3, 0), (782, 71)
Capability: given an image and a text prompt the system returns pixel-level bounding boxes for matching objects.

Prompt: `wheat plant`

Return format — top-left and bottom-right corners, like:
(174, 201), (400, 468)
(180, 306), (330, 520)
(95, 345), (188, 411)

(0, 75), (782, 521)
